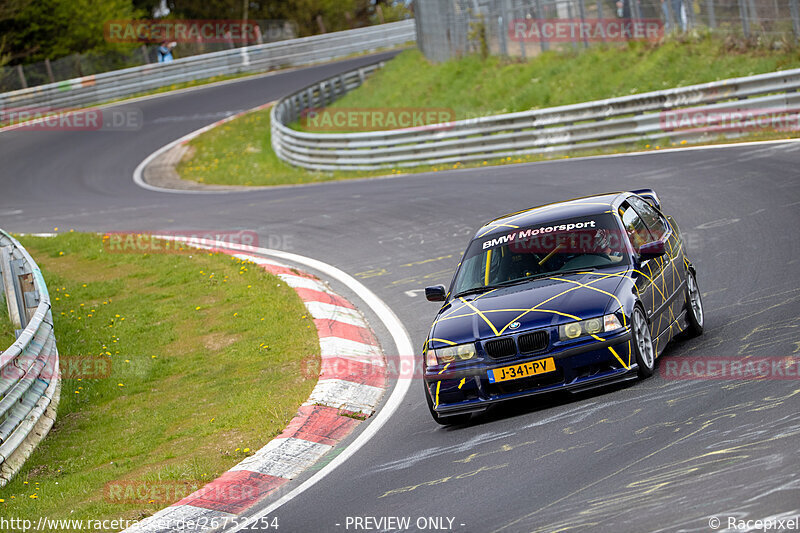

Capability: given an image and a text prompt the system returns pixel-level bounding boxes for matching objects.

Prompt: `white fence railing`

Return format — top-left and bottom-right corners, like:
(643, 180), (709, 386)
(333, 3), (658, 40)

(271, 66), (800, 171)
(0, 21), (415, 113)
(0, 230), (59, 487)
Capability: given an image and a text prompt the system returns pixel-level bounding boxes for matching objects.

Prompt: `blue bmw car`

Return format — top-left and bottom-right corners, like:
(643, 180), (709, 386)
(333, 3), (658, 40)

(422, 190), (704, 425)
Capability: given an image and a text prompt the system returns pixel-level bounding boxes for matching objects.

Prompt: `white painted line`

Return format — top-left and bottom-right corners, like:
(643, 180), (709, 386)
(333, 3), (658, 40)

(304, 379), (385, 415)
(319, 337), (383, 359)
(230, 438), (332, 479)
(302, 301), (367, 327)
(160, 239), (412, 533)
(276, 274), (332, 294)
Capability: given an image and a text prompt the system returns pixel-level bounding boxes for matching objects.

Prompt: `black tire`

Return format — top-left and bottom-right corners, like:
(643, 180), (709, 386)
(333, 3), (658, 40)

(631, 306), (655, 379)
(684, 269), (704, 337)
(424, 381), (471, 426)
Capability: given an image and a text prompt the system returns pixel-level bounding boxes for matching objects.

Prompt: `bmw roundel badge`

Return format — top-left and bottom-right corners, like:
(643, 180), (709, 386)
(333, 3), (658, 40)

(509, 321), (521, 330)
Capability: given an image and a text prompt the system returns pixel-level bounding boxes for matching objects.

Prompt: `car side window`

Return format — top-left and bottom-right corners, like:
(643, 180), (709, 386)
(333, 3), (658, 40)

(629, 196), (669, 241)
(618, 202), (653, 252)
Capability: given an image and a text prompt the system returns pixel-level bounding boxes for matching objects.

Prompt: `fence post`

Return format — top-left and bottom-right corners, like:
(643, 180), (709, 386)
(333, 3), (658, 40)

(706, 0), (717, 28)
(566, 0), (578, 50)
(791, 0), (800, 41)
(747, 0), (758, 32)
(534, 0), (549, 51)
(578, 0), (589, 49)
(140, 45), (150, 64)
(497, 1), (509, 56)
(16, 65), (27, 89)
(664, 0), (676, 32)
(738, 0), (751, 37)
(595, 0), (606, 43)
(44, 59), (55, 84)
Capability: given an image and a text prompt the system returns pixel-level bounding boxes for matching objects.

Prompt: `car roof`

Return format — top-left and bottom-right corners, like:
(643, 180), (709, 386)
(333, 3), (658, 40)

(473, 192), (628, 239)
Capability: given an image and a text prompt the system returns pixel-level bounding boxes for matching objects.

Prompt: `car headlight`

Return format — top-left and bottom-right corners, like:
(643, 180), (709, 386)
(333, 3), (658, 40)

(425, 343), (477, 366)
(559, 314), (623, 341)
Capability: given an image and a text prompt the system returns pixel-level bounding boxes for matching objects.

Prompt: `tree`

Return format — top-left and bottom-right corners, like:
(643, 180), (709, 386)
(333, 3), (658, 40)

(0, 0), (142, 64)
(145, 0), (410, 35)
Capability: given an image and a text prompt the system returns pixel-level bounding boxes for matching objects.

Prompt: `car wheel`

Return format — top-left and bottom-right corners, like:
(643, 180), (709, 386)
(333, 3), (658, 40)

(424, 382), (471, 426)
(632, 306), (655, 378)
(684, 270), (704, 337)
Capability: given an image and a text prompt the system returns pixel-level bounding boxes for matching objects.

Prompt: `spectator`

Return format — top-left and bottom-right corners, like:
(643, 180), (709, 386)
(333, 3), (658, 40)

(616, 0), (632, 20)
(157, 41), (176, 63)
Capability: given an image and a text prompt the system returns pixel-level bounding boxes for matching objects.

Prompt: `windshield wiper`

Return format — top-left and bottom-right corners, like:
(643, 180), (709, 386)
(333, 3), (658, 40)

(550, 267), (597, 277)
(497, 269), (596, 286)
(454, 269), (597, 299)
(452, 285), (499, 299)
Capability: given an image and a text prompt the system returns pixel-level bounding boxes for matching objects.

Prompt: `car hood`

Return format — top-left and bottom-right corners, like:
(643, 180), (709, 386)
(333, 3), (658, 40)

(429, 269), (627, 346)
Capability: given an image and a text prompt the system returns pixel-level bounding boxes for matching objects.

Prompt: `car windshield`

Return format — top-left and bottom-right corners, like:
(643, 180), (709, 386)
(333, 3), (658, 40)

(452, 214), (629, 296)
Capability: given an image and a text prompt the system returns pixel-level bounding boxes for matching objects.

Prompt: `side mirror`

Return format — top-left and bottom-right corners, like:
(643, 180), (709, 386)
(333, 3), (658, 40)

(425, 285), (447, 302)
(639, 240), (667, 260)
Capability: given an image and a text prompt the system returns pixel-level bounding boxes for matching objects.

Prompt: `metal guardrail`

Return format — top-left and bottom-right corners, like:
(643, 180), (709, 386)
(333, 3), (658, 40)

(0, 230), (59, 488)
(0, 21), (415, 114)
(272, 66), (800, 171)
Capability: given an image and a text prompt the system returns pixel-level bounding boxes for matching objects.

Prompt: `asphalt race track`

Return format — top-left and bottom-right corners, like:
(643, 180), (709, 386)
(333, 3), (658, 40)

(1, 53), (799, 532)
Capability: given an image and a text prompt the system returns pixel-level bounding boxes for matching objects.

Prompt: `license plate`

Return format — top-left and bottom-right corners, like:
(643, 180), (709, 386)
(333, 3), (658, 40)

(488, 357), (556, 383)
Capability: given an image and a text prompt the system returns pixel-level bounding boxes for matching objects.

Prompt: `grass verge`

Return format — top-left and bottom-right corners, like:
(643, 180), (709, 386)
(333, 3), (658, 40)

(0, 233), (319, 527)
(176, 35), (800, 187)
(321, 38), (800, 121)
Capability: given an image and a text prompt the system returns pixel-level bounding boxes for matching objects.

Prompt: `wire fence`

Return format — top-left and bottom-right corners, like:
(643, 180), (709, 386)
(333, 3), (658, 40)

(415, 0), (800, 62)
(0, 20), (299, 93)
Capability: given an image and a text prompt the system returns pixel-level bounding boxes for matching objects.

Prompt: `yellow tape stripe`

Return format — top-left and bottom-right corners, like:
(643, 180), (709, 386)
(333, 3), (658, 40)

(476, 222), (520, 238)
(439, 288), (496, 319)
(459, 297), (500, 336)
(433, 362), (451, 407)
(608, 346), (629, 370)
(551, 274), (628, 328)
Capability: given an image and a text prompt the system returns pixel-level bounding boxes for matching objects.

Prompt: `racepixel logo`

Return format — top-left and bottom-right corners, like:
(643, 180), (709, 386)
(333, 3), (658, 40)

(300, 355), (422, 380)
(509, 18), (663, 42)
(660, 356), (800, 380)
(660, 107), (800, 133)
(104, 20), (278, 43)
(0, 107), (143, 131)
(102, 230), (267, 254)
(104, 480), (204, 504)
(0, 355), (111, 381)
(300, 107), (456, 132)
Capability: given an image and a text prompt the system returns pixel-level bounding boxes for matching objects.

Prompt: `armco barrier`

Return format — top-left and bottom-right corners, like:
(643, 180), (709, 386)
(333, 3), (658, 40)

(0, 230), (60, 487)
(0, 21), (415, 113)
(271, 66), (800, 171)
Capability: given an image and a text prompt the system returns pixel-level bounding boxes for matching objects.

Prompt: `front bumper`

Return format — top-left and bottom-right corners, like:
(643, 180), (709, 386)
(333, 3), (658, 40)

(425, 329), (635, 417)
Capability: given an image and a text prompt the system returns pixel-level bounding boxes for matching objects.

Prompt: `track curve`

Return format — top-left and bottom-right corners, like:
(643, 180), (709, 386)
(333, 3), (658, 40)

(2, 53), (799, 532)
